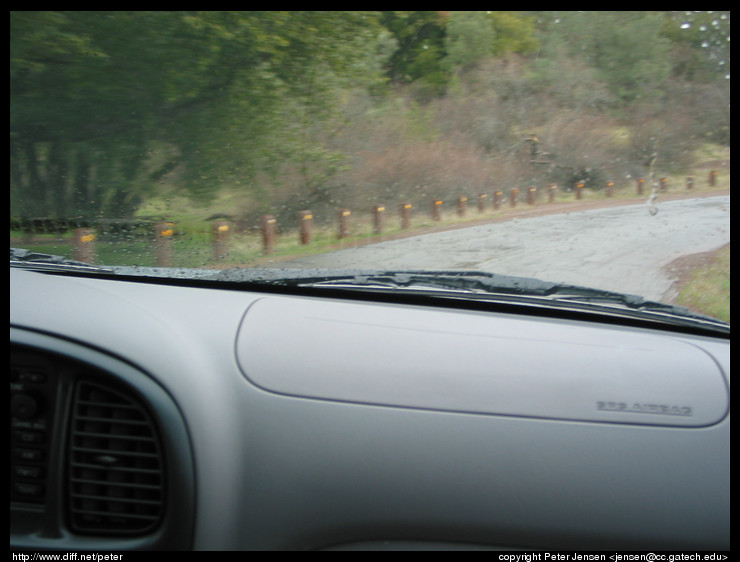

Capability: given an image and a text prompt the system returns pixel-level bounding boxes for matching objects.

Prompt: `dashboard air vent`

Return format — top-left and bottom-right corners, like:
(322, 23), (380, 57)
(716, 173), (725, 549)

(68, 381), (164, 535)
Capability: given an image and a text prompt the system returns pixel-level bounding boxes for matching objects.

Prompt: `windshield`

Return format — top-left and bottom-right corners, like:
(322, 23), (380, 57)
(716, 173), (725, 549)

(10, 11), (730, 324)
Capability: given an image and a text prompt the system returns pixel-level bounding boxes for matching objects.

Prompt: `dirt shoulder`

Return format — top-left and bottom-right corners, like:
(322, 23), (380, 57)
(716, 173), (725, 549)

(662, 243), (730, 309)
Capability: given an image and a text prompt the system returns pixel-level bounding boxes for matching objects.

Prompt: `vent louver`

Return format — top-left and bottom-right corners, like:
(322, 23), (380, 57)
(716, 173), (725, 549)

(68, 381), (164, 535)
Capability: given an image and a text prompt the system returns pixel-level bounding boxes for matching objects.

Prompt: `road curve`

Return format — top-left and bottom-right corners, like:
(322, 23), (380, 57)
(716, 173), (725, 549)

(278, 195), (730, 302)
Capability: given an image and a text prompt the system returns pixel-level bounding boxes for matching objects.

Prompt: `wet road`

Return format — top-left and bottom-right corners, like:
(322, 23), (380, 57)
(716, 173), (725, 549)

(280, 195), (730, 302)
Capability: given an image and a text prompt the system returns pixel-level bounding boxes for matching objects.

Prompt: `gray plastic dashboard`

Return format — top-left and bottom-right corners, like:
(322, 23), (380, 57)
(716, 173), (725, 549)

(10, 267), (730, 550)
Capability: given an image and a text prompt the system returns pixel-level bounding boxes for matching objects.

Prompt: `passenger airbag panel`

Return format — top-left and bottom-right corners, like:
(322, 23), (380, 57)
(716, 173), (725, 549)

(236, 297), (728, 426)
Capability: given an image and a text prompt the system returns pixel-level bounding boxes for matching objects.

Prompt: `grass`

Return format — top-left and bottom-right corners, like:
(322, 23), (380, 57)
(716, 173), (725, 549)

(674, 245), (730, 323)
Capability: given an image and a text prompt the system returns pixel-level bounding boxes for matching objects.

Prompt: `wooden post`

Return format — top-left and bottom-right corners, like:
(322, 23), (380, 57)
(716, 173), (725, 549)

(73, 227), (97, 264)
(399, 203), (412, 230)
(298, 210), (313, 245)
(477, 193), (487, 213)
(526, 187), (536, 205)
(457, 196), (467, 217)
(261, 215), (276, 255)
(431, 199), (443, 221)
(212, 220), (230, 260)
(510, 188), (519, 207)
(338, 208), (351, 239)
(373, 205), (385, 235)
(154, 221), (175, 267)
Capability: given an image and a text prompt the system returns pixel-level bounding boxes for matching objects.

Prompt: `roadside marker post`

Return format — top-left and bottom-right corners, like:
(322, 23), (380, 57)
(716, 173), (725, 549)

(73, 227), (97, 264)
(431, 199), (443, 221)
(298, 211), (313, 245)
(510, 188), (519, 207)
(637, 178), (645, 195)
(373, 205), (385, 234)
(212, 220), (230, 260)
(457, 196), (468, 217)
(261, 215), (276, 255)
(477, 193), (487, 213)
(154, 221), (175, 267)
(399, 203), (412, 230)
(338, 209), (351, 239)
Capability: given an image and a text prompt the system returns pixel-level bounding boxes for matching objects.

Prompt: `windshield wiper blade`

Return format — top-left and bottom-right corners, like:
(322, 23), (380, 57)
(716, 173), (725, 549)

(10, 248), (113, 273)
(215, 268), (727, 333)
(11, 257), (727, 334)
(218, 269), (563, 294)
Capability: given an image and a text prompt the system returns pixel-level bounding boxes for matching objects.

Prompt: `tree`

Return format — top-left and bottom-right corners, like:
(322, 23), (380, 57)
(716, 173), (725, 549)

(533, 12), (672, 105)
(11, 11), (384, 218)
(443, 12), (495, 73)
(660, 11), (730, 82)
(487, 11), (538, 57)
(380, 11), (448, 98)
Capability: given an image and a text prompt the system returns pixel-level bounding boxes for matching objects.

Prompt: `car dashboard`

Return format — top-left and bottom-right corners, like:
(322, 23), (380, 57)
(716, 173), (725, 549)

(10, 267), (730, 551)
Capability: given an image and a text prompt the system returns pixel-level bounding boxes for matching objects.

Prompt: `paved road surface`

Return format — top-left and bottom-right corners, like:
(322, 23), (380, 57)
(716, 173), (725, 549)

(279, 195), (730, 302)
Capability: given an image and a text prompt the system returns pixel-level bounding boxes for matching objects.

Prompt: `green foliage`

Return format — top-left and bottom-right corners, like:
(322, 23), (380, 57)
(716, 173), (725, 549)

(660, 11), (730, 81)
(443, 12), (496, 73)
(487, 11), (539, 57)
(532, 12), (673, 105)
(381, 11), (447, 83)
(382, 11), (539, 98)
(10, 11), (730, 226)
(11, 11), (384, 217)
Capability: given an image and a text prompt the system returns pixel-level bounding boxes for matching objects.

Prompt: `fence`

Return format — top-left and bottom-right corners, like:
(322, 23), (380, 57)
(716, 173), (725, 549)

(10, 170), (724, 266)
